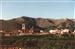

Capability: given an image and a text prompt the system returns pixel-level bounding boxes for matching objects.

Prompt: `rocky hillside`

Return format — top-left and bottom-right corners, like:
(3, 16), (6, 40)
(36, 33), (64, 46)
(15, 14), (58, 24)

(0, 16), (75, 32)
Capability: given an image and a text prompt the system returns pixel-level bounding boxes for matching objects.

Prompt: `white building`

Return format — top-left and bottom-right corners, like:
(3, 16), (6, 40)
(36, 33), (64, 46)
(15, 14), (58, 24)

(22, 23), (26, 30)
(49, 29), (60, 34)
(60, 29), (70, 35)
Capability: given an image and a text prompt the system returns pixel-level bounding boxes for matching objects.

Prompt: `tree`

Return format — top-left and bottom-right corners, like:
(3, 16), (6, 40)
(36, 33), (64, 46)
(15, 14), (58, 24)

(44, 25), (57, 32)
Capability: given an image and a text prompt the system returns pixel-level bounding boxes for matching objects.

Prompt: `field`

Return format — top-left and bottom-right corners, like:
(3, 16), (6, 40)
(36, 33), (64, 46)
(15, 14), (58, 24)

(0, 34), (75, 49)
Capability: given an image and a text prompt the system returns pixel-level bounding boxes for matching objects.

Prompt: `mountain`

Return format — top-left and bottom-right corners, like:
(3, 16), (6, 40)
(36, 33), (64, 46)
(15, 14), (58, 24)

(0, 16), (75, 32)
(35, 18), (54, 28)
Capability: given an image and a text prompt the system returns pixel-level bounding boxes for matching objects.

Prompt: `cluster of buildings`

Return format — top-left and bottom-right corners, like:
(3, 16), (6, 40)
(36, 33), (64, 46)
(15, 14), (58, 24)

(0, 23), (75, 36)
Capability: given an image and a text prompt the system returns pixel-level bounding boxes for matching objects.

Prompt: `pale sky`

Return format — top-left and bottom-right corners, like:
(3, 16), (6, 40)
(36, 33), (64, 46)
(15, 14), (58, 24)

(0, 0), (75, 19)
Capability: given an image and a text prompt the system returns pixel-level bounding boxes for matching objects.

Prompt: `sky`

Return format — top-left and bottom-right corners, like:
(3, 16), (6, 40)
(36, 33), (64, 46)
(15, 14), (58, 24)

(0, 0), (75, 19)
(74, 3), (75, 18)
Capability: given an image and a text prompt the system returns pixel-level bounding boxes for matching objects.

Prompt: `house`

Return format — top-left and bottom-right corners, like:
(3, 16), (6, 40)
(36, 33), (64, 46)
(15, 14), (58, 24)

(60, 29), (70, 35)
(0, 30), (11, 36)
(49, 29), (61, 35)
(0, 30), (3, 32)
(40, 30), (44, 33)
(31, 25), (45, 34)
(29, 27), (33, 34)
(33, 26), (40, 33)
(72, 30), (75, 35)
(0, 30), (4, 36)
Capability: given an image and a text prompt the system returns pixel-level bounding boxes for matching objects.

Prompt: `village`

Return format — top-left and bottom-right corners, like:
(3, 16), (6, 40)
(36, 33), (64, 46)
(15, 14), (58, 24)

(0, 23), (75, 37)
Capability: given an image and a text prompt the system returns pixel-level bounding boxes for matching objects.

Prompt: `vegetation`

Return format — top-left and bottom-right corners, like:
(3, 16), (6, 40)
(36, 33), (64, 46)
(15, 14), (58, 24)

(1, 35), (75, 49)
